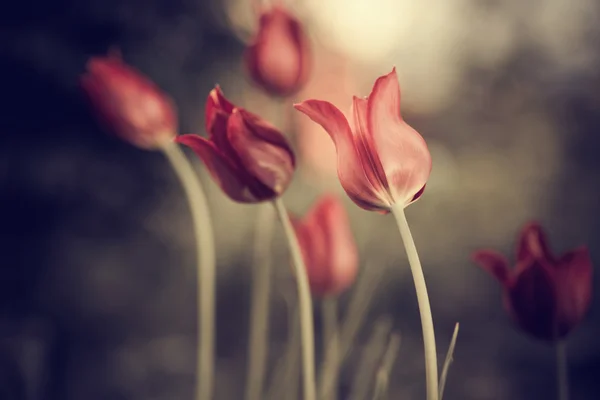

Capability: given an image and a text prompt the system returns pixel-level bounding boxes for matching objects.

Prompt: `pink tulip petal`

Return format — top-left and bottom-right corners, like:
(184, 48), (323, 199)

(315, 195), (359, 295)
(367, 68), (432, 206)
(516, 222), (554, 263)
(205, 86), (234, 139)
(176, 134), (257, 202)
(507, 258), (558, 340)
(472, 250), (512, 285)
(294, 100), (389, 212)
(227, 109), (294, 197)
(555, 247), (593, 334)
(236, 109), (295, 161)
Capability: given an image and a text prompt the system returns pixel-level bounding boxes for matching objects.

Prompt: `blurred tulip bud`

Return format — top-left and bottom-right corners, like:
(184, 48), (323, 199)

(80, 54), (177, 150)
(473, 222), (593, 341)
(245, 3), (311, 97)
(292, 194), (358, 296)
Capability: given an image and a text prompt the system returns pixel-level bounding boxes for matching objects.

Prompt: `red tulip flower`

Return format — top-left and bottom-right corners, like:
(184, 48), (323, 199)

(294, 68), (431, 213)
(80, 54), (177, 150)
(176, 86), (295, 203)
(292, 194), (358, 296)
(245, 2), (311, 97)
(473, 222), (593, 341)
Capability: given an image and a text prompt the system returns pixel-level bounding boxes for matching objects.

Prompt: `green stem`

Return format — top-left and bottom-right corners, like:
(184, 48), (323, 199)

(390, 204), (438, 400)
(273, 198), (317, 400)
(438, 323), (460, 400)
(245, 203), (276, 400)
(372, 333), (401, 400)
(162, 143), (216, 400)
(556, 340), (569, 400)
(319, 298), (340, 400)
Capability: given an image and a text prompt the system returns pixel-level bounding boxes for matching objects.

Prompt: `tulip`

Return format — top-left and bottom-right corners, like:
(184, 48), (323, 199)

(176, 86), (295, 203)
(473, 222), (593, 341)
(80, 54), (177, 150)
(292, 194), (358, 296)
(296, 68), (438, 400)
(294, 68), (431, 213)
(245, 3), (311, 97)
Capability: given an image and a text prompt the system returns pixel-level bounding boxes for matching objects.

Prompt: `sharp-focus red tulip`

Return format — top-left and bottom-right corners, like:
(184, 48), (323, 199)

(294, 68), (431, 213)
(80, 54), (177, 150)
(245, 3), (311, 97)
(292, 194), (358, 296)
(176, 86), (295, 203)
(473, 222), (593, 341)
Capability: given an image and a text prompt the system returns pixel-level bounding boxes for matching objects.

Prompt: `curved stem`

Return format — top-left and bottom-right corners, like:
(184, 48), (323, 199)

(319, 298), (339, 400)
(390, 204), (438, 400)
(439, 323), (460, 400)
(272, 198), (317, 400)
(162, 143), (216, 400)
(245, 204), (276, 400)
(556, 340), (569, 400)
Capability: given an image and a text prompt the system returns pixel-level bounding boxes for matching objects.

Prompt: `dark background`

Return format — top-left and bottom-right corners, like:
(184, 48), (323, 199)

(1, 0), (600, 399)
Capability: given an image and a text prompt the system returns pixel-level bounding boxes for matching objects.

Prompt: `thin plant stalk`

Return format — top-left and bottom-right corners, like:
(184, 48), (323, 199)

(245, 203), (276, 400)
(438, 323), (460, 400)
(162, 143), (216, 400)
(319, 298), (340, 400)
(349, 317), (393, 400)
(390, 204), (438, 400)
(319, 263), (386, 397)
(372, 333), (402, 400)
(273, 198), (317, 400)
(556, 340), (569, 400)
(266, 287), (301, 400)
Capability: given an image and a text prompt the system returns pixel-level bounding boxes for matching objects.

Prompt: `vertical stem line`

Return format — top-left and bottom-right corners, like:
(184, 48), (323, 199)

(273, 198), (317, 400)
(162, 143), (216, 400)
(245, 204), (276, 400)
(319, 298), (340, 400)
(556, 340), (569, 400)
(390, 204), (438, 400)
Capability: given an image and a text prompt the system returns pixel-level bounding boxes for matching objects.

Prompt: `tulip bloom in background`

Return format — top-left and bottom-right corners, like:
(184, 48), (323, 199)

(81, 54), (217, 400)
(81, 55), (177, 150)
(473, 222), (593, 400)
(245, 2), (311, 97)
(295, 68), (439, 400)
(292, 194), (358, 400)
(178, 87), (318, 400)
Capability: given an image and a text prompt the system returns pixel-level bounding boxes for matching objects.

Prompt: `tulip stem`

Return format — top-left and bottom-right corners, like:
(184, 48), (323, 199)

(273, 198), (317, 400)
(438, 323), (460, 400)
(390, 204), (438, 400)
(162, 143), (216, 400)
(319, 297), (340, 400)
(245, 203), (276, 400)
(556, 340), (569, 400)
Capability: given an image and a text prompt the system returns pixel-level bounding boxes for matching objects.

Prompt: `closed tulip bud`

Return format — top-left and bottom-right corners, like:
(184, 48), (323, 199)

(292, 194), (358, 296)
(177, 86), (296, 202)
(245, 3), (311, 97)
(80, 54), (177, 150)
(473, 222), (593, 341)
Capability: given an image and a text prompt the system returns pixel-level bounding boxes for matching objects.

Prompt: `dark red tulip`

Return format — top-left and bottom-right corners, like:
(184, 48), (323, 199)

(245, 3), (311, 97)
(473, 222), (593, 341)
(292, 194), (358, 296)
(80, 54), (177, 150)
(294, 68), (431, 213)
(176, 86), (295, 203)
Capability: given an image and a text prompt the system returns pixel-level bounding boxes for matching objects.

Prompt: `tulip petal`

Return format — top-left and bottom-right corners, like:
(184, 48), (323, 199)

(175, 134), (256, 202)
(227, 109), (295, 197)
(507, 259), (558, 340)
(516, 222), (554, 263)
(554, 246), (593, 335)
(367, 68), (432, 206)
(315, 195), (359, 295)
(294, 100), (389, 212)
(472, 250), (511, 285)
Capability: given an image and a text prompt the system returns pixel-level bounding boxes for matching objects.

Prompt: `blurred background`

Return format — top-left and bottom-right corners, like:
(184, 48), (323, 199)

(1, 0), (600, 398)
